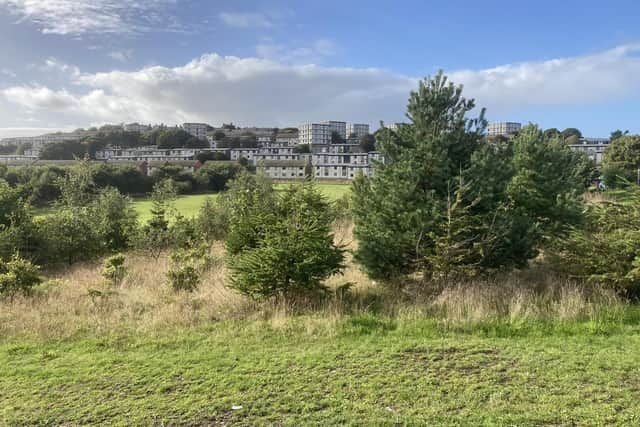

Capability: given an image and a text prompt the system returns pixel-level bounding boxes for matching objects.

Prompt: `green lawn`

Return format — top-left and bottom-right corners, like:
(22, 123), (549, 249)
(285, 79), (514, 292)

(35, 183), (350, 223)
(2, 317), (640, 425)
(132, 183), (350, 223)
(132, 193), (218, 223)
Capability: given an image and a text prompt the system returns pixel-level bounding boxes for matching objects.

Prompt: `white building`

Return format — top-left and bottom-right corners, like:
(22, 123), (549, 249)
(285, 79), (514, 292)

(275, 134), (298, 146)
(487, 122), (522, 137)
(323, 121), (347, 139)
(312, 152), (380, 180)
(124, 123), (151, 133)
(346, 123), (370, 139)
(298, 123), (331, 145)
(96, 146), (222, 162)
(257, 160), (308, 179)
(569, 137), (610, 165)
(182, 123), (209, 141)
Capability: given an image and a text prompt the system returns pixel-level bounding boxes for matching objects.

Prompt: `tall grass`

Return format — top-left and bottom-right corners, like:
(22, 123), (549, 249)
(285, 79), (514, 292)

(0, 222), (630, 341)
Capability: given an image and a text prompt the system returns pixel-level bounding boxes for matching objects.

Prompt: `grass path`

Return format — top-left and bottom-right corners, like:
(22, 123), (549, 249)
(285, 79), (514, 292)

(2, 320), (640, 425)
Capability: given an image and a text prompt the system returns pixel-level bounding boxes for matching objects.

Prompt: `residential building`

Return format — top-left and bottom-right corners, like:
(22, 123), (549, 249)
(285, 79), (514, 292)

(346, 123), (370, 139)
(257, 160), (308, 179)
(298, 123), (331, 145)
(312, 152), (380, 180)
(124, 123), (151, 133)
(96, 146), (229, 162)
(323, 121), (347, 139)
(487, 122), (522, 136)
(275, 134), (298, 146)
(568, 137), (610, 165)
(182, 123), (209, 140)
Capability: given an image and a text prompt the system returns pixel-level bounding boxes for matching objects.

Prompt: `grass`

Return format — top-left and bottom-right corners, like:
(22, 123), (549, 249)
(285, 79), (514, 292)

(131, 193), (217, 223)
(3, 221), (640, 424)
(3, 319), (640, 425)
(33, 182), (351, 223)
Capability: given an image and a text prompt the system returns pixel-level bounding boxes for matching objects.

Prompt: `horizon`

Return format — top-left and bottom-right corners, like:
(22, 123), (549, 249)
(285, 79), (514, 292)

(1, 1), (639, 139)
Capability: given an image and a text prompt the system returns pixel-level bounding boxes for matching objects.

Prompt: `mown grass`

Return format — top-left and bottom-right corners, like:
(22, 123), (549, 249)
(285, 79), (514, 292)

(2, 317), (640, 425)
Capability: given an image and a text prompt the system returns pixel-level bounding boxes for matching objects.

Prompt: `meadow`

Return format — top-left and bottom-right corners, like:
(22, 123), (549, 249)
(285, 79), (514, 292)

(2, 222), (640, 425)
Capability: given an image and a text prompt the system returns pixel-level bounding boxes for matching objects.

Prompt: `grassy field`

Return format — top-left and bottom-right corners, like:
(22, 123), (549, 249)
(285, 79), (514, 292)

(7, 203), (640, 425)
(36, 182), (351, 223)
(2, 318), (640, 425)
(133, 183), (350, 223)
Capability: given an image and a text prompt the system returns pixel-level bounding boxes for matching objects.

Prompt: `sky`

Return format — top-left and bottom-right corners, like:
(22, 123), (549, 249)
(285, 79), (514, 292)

(0, 0), (639, 138)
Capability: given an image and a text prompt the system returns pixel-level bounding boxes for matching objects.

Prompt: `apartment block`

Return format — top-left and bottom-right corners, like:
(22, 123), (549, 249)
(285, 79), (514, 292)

(346, 123), (370, 139)
(182, 123), (209, 140)
(298, 123), (332, 145)
(568, 137), (610, 165)
(323, 121), (347, 139)
(487, 122), (522, 136)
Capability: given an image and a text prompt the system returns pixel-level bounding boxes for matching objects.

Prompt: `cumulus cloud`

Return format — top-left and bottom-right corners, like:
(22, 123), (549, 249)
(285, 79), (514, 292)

(450, 44), (640, 111)
(2, 45), (640, 130)
(219, 12), (273, 29)
(0, 0), (178, 34)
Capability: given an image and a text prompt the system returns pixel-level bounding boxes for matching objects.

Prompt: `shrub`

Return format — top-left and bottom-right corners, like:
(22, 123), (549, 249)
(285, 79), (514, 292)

(91, 188), (139, 251)
(36, 208), (102, 265)
(194, 197), (228, 242)
(227, 178), (345, 300)
(101, 253), (127, 286)
(166, 265), (200, 292)
(0, 255), (41, 297)
(194, 162), (242, 192)
(548, 189), (640, 296)
(166, 242), (213, 292)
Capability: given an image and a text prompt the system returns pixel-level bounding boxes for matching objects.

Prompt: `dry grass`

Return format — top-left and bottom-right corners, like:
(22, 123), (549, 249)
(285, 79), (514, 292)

(0, 222), (625, 341)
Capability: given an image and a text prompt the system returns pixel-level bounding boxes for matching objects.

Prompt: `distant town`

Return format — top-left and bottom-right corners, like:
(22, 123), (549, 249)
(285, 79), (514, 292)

(0, 120), (609, 180)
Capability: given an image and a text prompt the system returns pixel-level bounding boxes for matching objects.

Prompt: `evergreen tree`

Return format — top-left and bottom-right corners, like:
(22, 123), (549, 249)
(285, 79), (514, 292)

(352, 72), (590, 282)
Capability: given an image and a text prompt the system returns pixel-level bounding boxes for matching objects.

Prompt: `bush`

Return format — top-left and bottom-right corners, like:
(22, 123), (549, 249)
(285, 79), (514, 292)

(226, 178), (345, 300)
(92, 188), (139, 251)
(548, 189), (640, 296)
(166, 265), (200, 292)
(101, 253), (127, 286)
(166, 242), (213, 292)
(36, 208), (102, 265)
(194, 197), (228, 242)
(194, 162), (242, 192)
(0, 255), (41, 297)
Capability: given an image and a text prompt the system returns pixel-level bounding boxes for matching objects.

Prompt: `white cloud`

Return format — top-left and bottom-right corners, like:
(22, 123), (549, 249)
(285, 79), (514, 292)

(108, 50), (134, 63)
(450, 44), (640, 112)
(219, 12), (273, 29)
(2, 45), (640, 131)
(256, 39), (337, 63)
(42, 58), (80, 77)
(1, 68), (17, 78)
(0, 0), (177, 34)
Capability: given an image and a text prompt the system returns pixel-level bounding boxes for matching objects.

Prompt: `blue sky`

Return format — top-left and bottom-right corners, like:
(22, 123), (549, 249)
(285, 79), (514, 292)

(1, 0), (639, 138)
